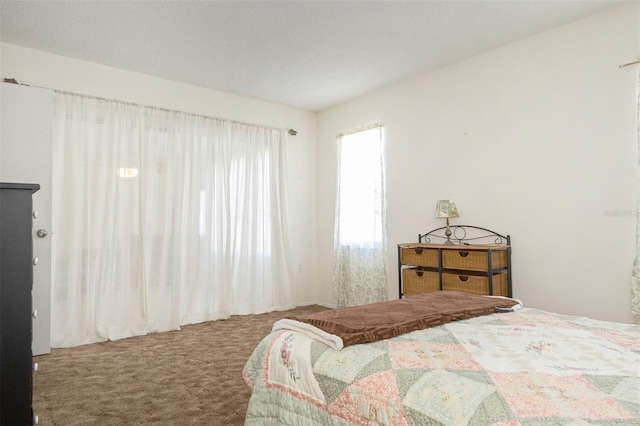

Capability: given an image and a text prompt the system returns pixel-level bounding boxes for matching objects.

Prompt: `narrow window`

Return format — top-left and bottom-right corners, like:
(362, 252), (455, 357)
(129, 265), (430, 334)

(333, 124), (387, 307)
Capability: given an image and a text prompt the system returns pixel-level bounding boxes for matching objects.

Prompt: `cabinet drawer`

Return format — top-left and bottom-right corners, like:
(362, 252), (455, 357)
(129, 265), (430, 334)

(402, 268), (440, 295)
(400, 247), (438, 267)
(442, 272), (508, 296)
(442, 249), (507, 271)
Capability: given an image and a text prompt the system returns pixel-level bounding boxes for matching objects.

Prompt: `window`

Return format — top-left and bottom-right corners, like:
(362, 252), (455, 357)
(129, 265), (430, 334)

(335, 127), (385, 246)
(333, 124), (387, 307)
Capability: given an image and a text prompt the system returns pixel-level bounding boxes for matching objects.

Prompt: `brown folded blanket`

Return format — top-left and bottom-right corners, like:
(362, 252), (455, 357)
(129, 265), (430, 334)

(278, 291), (520, 349)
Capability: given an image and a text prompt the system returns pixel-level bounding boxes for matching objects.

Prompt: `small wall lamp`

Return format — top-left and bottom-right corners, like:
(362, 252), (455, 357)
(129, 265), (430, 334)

(116, 167), (139, 178)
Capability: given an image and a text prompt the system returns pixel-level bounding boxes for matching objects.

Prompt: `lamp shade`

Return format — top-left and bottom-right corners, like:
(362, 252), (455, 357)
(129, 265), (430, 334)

(434, 200), (459, 219)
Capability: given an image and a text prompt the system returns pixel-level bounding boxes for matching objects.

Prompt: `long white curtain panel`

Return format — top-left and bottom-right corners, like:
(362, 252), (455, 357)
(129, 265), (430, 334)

(633, 69), (640, 325)
(51, 93), (295, 347)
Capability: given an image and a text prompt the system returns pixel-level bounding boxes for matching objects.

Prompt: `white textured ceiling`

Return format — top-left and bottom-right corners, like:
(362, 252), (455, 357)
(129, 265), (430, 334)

(0, 0), (626, 112)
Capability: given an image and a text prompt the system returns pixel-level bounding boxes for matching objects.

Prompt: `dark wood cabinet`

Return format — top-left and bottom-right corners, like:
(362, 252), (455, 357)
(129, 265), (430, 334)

(1, 182), (39, 425)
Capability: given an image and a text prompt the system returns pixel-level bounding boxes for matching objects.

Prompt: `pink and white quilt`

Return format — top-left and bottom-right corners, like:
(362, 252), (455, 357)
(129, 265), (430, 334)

(243, 308), (640, 425)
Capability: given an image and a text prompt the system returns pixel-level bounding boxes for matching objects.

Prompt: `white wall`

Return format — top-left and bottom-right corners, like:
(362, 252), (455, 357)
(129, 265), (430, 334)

(3, 3), (638, 322)
(0, 43), (320, 306)
(1, 83), (54, 354)
(317, 3), (639, 322)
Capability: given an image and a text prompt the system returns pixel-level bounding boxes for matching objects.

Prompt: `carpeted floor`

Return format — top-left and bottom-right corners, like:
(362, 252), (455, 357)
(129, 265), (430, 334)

(32, 305), (329, 425)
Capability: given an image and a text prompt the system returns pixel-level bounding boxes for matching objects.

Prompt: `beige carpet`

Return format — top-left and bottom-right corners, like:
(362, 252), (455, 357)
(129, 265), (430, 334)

(33, 305), (329, 425)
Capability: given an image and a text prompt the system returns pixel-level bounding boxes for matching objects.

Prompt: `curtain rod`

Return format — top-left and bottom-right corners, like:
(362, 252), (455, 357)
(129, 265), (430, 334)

(619, 59), (639, 68)
(336, 122), (383, 138)
(2, 78), (298, 136)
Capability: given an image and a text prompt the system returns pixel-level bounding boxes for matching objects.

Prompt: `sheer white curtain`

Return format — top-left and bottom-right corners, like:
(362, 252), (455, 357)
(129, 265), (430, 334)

(633, 69), (640, 325)
(51, 92), (295, 347)
(332, 125), (387, 307)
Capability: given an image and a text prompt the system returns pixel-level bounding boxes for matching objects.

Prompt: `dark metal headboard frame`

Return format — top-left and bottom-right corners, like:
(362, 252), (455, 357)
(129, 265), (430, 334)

(419, 225), (510, 246)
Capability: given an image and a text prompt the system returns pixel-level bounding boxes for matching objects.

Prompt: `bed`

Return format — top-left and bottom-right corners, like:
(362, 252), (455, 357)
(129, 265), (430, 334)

(243, 291), (640, 425)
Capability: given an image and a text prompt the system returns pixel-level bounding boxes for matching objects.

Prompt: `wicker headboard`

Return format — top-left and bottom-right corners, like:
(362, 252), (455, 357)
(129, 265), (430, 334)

(418, 225), (510, 246)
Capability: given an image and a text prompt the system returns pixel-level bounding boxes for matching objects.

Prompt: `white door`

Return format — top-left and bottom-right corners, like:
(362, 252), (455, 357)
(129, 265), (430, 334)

(1, 82), (53, 355)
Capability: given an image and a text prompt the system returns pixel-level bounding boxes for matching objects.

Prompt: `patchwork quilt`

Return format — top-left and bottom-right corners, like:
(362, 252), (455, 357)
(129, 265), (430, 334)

(243, 308), (640, 425)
